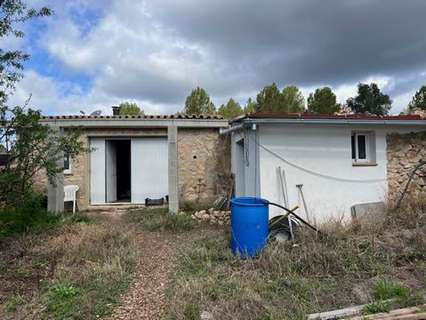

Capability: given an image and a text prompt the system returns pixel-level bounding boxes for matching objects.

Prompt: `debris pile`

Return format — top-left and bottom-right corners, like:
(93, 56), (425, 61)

(191, 208), (231, 225)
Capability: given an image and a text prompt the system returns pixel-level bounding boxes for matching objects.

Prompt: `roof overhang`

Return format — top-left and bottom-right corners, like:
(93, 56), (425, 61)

(41, 118), (229, 128)
(239, 118), (426, 126)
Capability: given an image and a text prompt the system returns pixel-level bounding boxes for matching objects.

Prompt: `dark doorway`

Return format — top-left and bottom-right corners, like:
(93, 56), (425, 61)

(116, 140), (131, 201)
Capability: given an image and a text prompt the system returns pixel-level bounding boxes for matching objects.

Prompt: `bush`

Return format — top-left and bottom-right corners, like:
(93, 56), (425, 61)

(0, 191), (91, 237)
(0, 192), (56, 237)
(46, 283), (81, 319)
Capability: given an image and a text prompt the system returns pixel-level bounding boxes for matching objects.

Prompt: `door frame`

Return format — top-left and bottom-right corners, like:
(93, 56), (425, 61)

(89, 135), (169, 205)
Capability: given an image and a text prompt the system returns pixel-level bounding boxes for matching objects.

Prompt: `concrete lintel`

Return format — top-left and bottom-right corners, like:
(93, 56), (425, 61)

(42, 118), (229, 129)
(168, 125), (179, 214)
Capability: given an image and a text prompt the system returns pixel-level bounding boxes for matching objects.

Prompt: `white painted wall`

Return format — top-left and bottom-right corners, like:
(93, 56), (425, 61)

(256, 124), (422, 224)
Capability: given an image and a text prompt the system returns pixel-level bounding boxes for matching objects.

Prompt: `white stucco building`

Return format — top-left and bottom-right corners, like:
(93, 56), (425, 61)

(228, 112), (426, 224)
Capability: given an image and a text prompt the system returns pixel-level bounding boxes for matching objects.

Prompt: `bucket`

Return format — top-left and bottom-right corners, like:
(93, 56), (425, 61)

(230, 197), (269, 257)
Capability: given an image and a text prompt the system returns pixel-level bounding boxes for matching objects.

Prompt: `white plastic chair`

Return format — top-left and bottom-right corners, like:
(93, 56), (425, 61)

(64, 185), (79, 213)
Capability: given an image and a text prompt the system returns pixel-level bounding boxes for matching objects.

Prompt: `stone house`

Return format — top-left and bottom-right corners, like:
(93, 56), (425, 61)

(36, 107), (230, 213)
(227, 112), (426, 223)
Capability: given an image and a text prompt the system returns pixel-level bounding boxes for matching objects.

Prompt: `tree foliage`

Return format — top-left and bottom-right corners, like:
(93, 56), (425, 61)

(281, 85), (305, 112)
(119, 102), (143, 116)
(408, 85), (426, 112)
(244, 98), (256, 114)
(184, 87), (216, 115)
(0, 106), (85, 205)
(346, 83), (392, 115)
(0, 0), (52, 104)
(307, 87), (340, 114)
(0, 1), (85, 206)
(217, 98), (243, 119)
(255, 83), (304, 113)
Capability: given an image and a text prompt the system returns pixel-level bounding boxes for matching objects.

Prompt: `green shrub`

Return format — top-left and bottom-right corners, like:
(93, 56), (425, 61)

(0, 192), (57, 237)
(373, 280), (410, 301)
(0, 191), (91, 237)
(46, 283), (81, 319)
(363, 300), (391, 315)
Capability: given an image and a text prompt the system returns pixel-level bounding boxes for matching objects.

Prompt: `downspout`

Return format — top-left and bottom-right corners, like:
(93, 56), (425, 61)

(219, 123), (244, 135)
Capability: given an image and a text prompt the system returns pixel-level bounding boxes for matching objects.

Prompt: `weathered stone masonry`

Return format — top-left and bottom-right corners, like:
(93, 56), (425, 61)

(177, 128), (231, 205)
(387, 131), (426, 203)
(35, 126), (231, 210)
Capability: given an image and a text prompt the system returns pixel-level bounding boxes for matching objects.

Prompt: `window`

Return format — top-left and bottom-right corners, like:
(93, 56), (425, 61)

(64, 153), (72, 174)
(351, 131), (376, 165)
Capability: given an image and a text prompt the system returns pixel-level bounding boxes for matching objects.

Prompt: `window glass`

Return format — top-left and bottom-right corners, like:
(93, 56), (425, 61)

(64, 153), (70, 170)
(351, 135), (356, 159)
(357, 135), (366, 159)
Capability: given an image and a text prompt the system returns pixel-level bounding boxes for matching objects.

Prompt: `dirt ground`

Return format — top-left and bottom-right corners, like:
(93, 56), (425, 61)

(108, 230), (178, 320)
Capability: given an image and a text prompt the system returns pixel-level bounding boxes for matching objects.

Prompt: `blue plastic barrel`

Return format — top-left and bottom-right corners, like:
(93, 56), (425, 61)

(230, 197), (269, 257)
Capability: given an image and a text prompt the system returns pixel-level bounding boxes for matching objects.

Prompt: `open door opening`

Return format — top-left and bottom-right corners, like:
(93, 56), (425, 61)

(106, 139), (131, 203)
(116, 140), (131, 201)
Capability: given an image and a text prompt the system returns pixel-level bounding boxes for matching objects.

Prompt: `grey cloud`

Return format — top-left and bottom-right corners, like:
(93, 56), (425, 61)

(36, 0), (426, 114)
(147, 0), (426, 89)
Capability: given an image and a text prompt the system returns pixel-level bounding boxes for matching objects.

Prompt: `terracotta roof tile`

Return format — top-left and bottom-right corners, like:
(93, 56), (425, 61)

(244, 112), (424, 121)
(41, 114), (224, 120)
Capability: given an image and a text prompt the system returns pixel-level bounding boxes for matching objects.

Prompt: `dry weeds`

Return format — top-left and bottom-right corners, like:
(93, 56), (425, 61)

(0, 214), (139, 320)
(166, 199), (426, 320)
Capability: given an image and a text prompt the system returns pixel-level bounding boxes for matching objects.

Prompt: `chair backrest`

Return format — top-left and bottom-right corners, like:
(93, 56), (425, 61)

(64, 185), (79, 201)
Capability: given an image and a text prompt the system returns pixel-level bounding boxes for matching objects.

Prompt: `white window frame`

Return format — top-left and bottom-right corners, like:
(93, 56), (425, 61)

(64, 153), (72, 175)
(351, 131), (376, 165)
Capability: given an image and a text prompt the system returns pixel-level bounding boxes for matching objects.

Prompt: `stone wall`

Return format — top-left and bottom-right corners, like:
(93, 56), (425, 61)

(177, 128), (231, 205)
(387, 131), (426, 203)
(33, 134), (90, 210)
(34, 127), (231, 210)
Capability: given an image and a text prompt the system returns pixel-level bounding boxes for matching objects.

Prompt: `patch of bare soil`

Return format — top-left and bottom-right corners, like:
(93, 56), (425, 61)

(108, 230), (178, 320)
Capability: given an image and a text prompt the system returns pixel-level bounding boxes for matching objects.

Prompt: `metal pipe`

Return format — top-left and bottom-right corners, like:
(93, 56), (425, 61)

(219, 123), (243, 135)
(268, 201), (320, 234)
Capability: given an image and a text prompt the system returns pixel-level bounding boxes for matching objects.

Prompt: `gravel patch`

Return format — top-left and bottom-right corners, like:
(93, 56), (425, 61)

(108, 231), (177, 320)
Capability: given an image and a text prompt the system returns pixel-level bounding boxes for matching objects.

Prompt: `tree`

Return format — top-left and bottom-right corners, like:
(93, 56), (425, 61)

(244, 97), (256, 113)
(217, 98), (243, 119)
(0, 2), (84, 206)
(408, 86), (426, 112)
(184, 87), (215, 115)
(346, 83), (392, 115)
(307, 87), (340, 114)
(255, 83), (305, 113)
(281, 85), (305, 112)
(255, 83), (281, 112)
(0, 1), (51, 105)
(119, 102), (143, 116)
(0, 106), (84, 205)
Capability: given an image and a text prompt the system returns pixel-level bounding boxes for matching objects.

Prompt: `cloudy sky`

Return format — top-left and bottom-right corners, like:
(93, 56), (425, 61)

(4, 0), (426, 115)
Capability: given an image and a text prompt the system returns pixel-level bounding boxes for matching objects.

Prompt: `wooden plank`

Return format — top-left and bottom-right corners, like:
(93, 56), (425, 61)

(348, 305), (426, 320)
(309, 304), (426, 320)
(307, 304), (365, 320)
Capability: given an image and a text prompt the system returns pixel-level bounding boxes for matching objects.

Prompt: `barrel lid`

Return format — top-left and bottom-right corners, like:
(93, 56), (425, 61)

(230, 197), (269, 207)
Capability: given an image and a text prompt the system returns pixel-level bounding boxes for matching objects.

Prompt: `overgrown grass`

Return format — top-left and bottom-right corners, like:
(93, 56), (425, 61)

(0, 192), (90, 238)
(125, 207), (197, 233)
(362, 280), (424, 315)
(0, 214), (138, 319)
(166, 199), (426, 320)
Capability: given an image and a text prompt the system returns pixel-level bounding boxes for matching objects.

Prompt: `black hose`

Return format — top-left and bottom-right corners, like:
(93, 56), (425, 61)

(268, 201), (320, 234)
